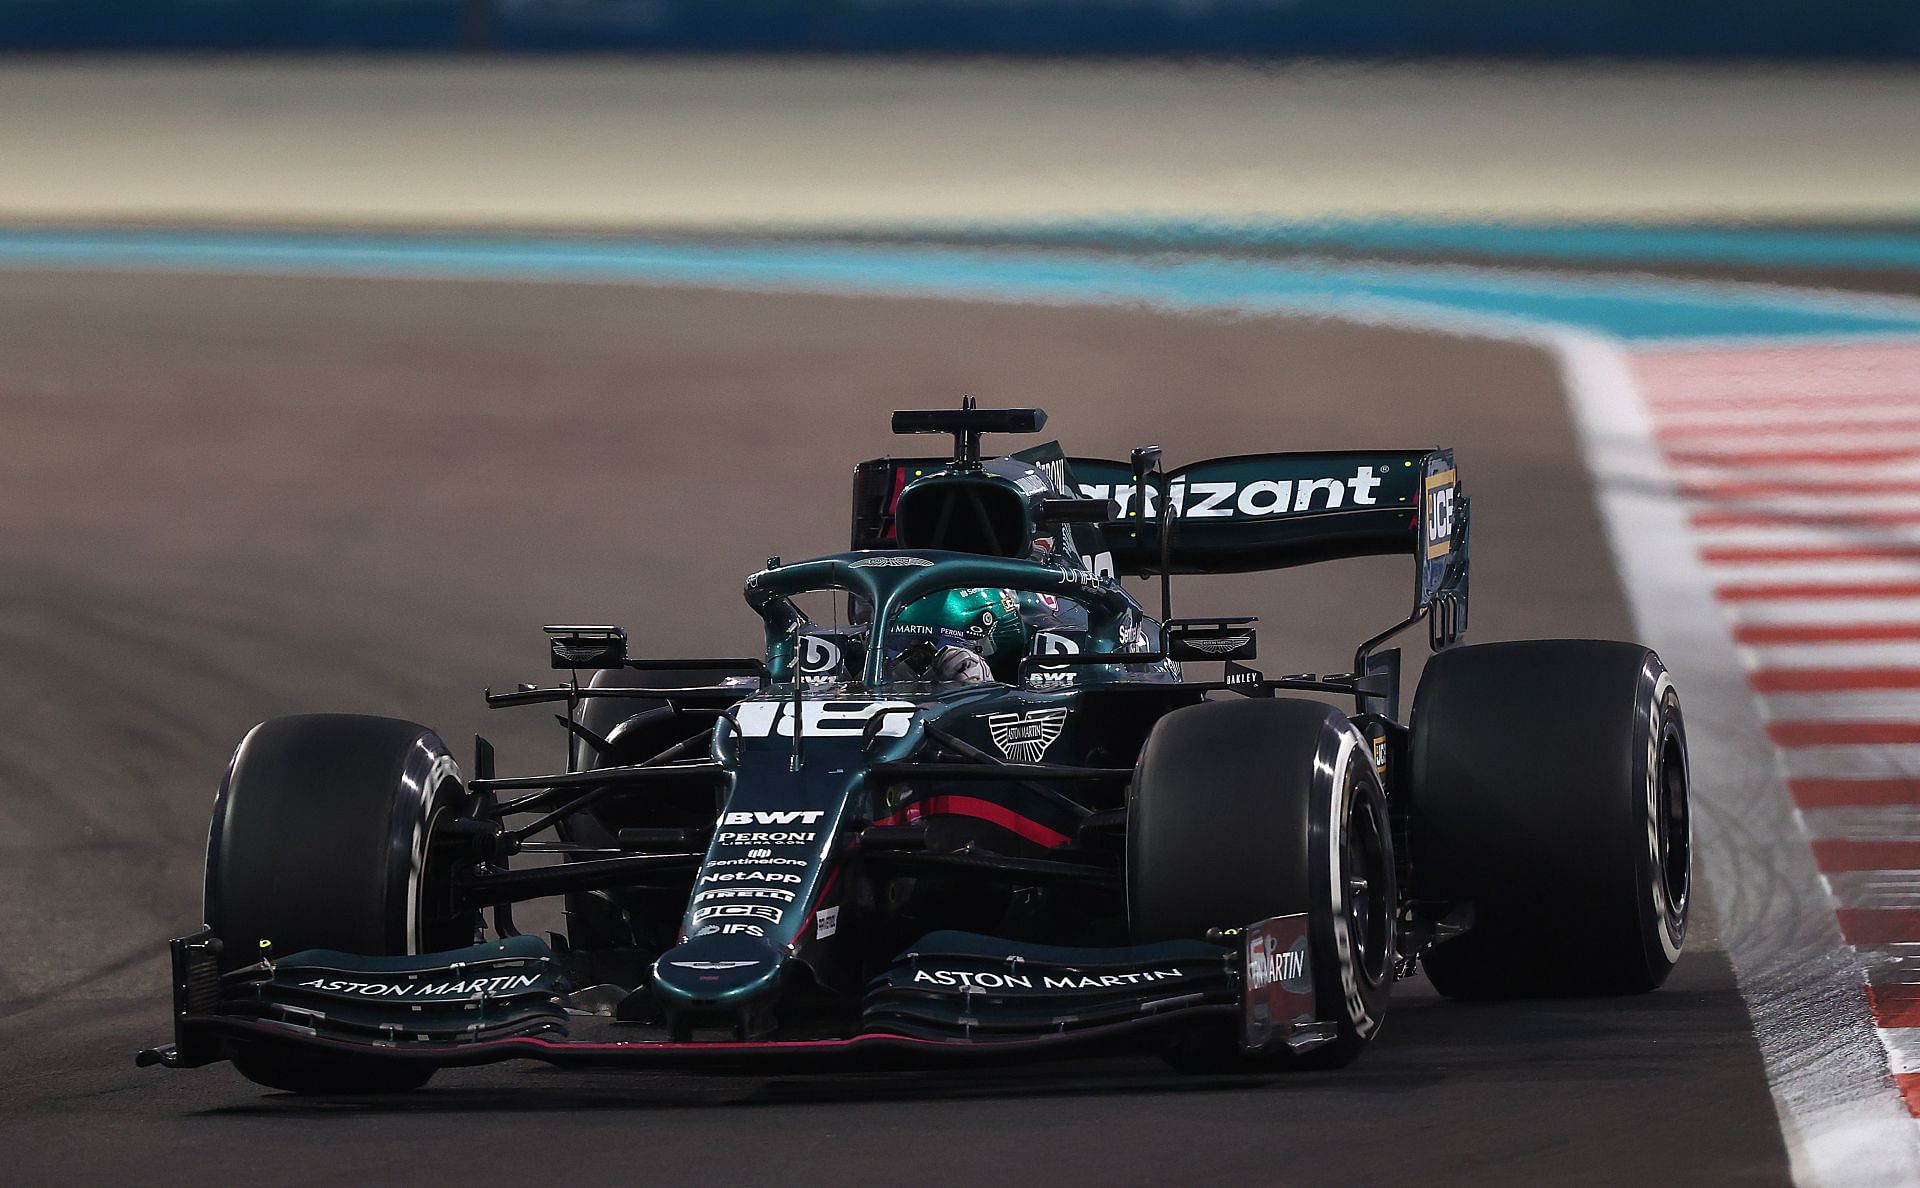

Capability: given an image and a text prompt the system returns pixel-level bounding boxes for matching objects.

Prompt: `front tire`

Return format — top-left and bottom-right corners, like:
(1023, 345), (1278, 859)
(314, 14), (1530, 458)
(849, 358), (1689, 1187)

(205, 714), (475, 1092)
(1411, 640), (1689, 998)
(1129, 698), (1396, 1070)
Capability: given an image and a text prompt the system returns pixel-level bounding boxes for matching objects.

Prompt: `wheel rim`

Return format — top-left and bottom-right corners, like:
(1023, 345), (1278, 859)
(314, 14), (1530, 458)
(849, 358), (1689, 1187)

(1343, 777), (1394, 988)
(1655, 725), (1690, 932)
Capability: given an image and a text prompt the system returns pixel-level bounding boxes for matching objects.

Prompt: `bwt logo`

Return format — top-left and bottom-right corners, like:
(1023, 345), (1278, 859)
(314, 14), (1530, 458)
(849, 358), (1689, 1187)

(1079, 465), (1383, 519)
(720, 811), (825, 826)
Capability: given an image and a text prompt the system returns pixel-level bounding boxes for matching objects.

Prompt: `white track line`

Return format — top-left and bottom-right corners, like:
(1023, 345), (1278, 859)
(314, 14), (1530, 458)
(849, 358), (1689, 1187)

(1858, 947), (1920, 981)
(1694, 528), (1920, 551)
(1762, 693), (1920, 721)
(1882, 1029), (1920, 1076)
(1659, 405), (1920, 429)
(1668, 431), (1920, 450)
(1785, 746), (1920, 779)
(1722, 600), (1920, 627)
(1800, 807), (1920, 841)
(1746, 643), (1920, 668)
(1712, 563), (1920, 585)
(1826, 873), (1920, 912)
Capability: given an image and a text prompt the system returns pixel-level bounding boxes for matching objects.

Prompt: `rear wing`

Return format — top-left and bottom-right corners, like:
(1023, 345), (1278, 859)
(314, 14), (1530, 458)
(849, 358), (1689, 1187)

(1071, 450), (1467, 616)
(852, 447), (1468, 629)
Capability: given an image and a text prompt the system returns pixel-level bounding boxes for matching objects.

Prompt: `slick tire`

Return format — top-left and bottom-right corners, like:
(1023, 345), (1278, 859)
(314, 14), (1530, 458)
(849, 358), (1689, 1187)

(1412, 641), (1690, 999)
(206, 714), (475, 1093)
(1129, 698), (1396, 1071)
(568, 666), (719, 773)
(560, 667), (720, 951)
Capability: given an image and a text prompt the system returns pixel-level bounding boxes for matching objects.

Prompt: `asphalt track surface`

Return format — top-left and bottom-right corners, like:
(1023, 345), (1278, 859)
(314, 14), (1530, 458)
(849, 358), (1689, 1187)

(0, 269), (1796, 1184)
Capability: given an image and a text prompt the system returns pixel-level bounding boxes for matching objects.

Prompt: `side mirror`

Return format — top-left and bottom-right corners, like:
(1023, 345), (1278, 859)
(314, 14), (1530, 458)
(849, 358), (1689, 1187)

(545, 625), (628, 670)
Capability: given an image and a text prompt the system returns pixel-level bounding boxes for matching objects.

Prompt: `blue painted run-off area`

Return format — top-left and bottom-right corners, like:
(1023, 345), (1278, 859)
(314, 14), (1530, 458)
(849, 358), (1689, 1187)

(3, 227), (1919, 342)
(958, 220), (1920, 275)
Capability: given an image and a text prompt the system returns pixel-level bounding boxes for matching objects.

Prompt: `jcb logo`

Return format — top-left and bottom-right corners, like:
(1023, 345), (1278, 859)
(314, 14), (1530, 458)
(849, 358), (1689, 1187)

(1424, 469), (1456, 560)
(1428, 487), (1454, 540)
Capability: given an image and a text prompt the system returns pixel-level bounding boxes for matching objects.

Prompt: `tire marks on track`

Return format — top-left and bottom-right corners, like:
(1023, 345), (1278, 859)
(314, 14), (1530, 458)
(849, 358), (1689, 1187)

(1638, 340), (1920, 1124)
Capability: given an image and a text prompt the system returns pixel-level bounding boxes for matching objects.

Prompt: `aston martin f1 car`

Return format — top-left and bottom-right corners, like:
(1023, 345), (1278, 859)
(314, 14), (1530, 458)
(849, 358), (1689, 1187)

(142, 403), (1691, 1092)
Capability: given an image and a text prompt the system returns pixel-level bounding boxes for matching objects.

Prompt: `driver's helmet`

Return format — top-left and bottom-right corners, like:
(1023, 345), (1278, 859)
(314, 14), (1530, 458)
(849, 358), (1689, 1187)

(883, 586), (1027, 682)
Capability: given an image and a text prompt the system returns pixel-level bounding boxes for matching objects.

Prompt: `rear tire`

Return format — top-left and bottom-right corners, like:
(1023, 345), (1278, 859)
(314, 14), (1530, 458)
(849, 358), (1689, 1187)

(1411, 640), (1689, 998)
(1129, 698), (1396, 1070)
(206, 714), (475, 1092)
(560, 667), (720, 952)
(568, 667), (718, 773)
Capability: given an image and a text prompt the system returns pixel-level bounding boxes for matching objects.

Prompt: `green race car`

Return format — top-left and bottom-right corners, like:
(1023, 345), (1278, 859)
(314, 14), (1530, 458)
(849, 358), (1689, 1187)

(142, 402), (1690, 1092)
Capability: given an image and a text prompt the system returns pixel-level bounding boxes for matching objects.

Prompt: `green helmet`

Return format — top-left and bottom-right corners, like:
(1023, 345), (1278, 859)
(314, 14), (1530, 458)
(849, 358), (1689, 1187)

(892, 586), (1027, 666)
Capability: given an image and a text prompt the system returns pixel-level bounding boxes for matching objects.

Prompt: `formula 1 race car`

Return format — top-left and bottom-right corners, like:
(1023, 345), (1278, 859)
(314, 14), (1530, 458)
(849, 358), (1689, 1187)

(141, 403), (1691, 1092)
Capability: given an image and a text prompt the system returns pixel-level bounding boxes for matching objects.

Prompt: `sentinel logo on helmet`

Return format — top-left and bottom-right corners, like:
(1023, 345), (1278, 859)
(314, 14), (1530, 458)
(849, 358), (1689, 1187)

(1078, 465), (1383, 519)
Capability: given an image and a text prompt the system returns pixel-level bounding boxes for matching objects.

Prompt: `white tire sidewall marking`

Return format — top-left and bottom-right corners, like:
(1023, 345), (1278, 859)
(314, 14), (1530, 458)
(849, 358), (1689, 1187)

(405, 748), (461, 955)
(1644, 667), (1685, 963)
(1327, 724), (1383, 1038)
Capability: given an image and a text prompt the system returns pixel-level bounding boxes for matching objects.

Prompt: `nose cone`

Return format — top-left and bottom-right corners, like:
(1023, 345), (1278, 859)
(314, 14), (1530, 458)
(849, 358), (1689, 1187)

(650, 935), (783, 1009)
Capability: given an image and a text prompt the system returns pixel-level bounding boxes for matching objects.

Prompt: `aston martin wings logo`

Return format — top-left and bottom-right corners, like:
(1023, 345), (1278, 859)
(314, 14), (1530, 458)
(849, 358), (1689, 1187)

(1183, 634), (1253, 655)
(987, 708), (1069, 763)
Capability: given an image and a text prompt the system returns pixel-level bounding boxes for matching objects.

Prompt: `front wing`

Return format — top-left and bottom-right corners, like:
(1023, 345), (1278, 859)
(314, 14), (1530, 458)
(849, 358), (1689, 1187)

(140, 917), (1329, 1074)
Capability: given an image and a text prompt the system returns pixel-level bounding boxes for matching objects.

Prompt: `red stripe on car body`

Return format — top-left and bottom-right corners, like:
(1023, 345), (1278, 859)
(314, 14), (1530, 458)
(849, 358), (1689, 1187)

(872, 795), (1071, 849)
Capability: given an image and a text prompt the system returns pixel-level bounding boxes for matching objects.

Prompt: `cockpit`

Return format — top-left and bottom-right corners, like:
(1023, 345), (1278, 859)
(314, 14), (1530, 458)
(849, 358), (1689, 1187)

(746, 552), (1167, 693)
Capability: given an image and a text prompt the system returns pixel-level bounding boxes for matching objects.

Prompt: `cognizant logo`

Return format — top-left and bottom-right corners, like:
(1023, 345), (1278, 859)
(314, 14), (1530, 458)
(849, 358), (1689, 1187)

(1079, 465), (1383, 519)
